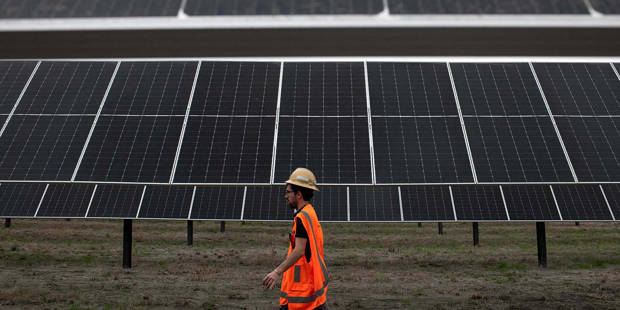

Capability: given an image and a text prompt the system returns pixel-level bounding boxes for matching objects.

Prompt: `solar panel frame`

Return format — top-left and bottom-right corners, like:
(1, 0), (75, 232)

(35, 183), (96, 218)
(0, 61), (38, 114)
(590, 0), (620, 15)
(0, 0), (183, 18)
(184, 0), (385, 15)
(0, 183), (47, 217)
(551, 184), (614, 221)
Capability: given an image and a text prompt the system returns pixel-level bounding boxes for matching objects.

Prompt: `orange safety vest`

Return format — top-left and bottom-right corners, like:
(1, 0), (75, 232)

(280, 204), (328, 309)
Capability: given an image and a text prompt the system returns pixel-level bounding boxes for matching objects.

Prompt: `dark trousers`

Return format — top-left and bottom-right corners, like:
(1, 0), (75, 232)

(280, 303), (327, 310)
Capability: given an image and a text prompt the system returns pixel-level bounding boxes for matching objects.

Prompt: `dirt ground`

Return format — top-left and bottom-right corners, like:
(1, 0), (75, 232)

(0, 219), (618, 309)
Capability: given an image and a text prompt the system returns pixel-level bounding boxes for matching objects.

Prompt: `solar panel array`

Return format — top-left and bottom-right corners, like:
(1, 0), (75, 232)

(0, 59), (618, 222)
(0, 0), (618, 18)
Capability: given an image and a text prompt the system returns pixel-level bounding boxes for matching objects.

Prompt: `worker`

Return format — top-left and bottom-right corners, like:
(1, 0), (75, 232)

(262, 168), (329, 310)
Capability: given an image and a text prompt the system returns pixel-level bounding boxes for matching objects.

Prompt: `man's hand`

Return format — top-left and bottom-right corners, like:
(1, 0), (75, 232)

(262, 269), (281, 290)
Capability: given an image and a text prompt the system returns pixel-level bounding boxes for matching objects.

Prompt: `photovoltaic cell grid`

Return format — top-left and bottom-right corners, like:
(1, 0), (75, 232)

(312, 186), (348, 221)
(86, 184), (144, 218)
(36, 183), (95, 217)
(501, 185), (560, 220)
(190, 186), (244, 220)
(242, 186), (290, 220)
(400, 186), (455, 221)
(372, 117), (472, 183)
(138, 186), (194, 219)
(601, 185), (620, 220)
(554, 117), (620, 182)
(533, 63), (620, 116)
(0, 183), (47, 217)
(551, 185), (613, 220)
(185, 0), (384, 15)
(451, 186), (508, 220)
(388, 0), (589, 14)
(0, 61), (37, 114)
(349, 186), (401, 221)
(0, 0), (182, 18)
(590, 0), (620, 14)
(16, 61), (116, 114)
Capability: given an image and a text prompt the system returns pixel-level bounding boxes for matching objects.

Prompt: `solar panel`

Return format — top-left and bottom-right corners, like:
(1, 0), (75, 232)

(36, 183), (95, 218)
(16, 61), (116, 114)
(501, 185), (561, 220)
(75, 116), (183, 182)
(400, 186), (455, 221)
(184, 0), (384, 15)
(601, 184), (620, 220)
(451, 185), (508, 220)
(312, 186), (348, 221)
(533, 63), (620, 115)
(388, 0), (589, 14)
(102, 62), (197, 115)
(590, 0), (620, 15)
(551, 185), (613, 220)
(464, 116), (573, 182)
(242, 186), (290, 221)
(0, 0), (182, 18)
(349, 186), (401, 221)
(189, 62), (280, 116)
(0, 183), (47, 217)
(280, 62), (367, 116)
(86, 184), (144, 218)
(190, 186), (244, 220)
(367, 62), (458, 116)
(0, 61), (37, 114)
(174, 116), (275, 183)
(372, 116), (473, 183)
(137, 185), (194, 219)
(0, 115), (94, 180)
(554, 117), (620, 182)
(274, 116), (372, 184)
(451, 63), (548, 116)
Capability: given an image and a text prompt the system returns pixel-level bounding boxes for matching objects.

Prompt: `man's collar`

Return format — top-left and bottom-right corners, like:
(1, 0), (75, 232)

(293, 203), (308, 217)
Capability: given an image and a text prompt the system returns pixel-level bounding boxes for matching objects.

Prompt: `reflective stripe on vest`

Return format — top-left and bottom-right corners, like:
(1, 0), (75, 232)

(280, 210), (329, 303)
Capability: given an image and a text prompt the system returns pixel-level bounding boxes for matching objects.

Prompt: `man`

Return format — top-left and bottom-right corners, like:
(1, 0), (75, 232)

(262, 168), (328, 310)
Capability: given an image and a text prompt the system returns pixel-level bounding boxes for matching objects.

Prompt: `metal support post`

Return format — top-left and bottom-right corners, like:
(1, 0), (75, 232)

(438, 222), (443, 235)
(418, 222), (422, 228)
(536, 222), (547, 268)
(187, 221), (193, 246)
(123, 219), (132, 268)
(575, 222), (580, 226)
(4, 218), (10, 228)
(473, 222), (479, 246)
(220, 221), (225, 233)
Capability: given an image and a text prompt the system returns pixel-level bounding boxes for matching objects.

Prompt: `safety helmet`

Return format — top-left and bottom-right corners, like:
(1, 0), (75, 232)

(285, 168), (320, 191)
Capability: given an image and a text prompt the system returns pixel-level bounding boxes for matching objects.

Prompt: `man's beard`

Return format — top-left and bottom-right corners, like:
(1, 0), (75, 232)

(287, 200), (297, 209)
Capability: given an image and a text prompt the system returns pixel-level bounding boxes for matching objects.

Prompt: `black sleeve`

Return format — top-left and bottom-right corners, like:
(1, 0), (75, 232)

(295, 217), (308, 239)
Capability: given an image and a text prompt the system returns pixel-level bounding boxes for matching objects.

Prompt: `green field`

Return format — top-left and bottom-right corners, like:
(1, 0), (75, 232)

(1, 220), (618, 309)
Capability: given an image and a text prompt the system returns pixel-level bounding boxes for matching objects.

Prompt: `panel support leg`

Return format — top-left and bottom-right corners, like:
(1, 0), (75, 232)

(418, 222), (422, 228)
(473, 222), (479, 246)
(187, 221), (193, 246)
(536, 222), (547, 268)
(437, 222), (443, 235)
(123, 219), (132, 269)
(4, 218), (10, 228)
(575, 221), (580, 226)
(220, 221), (225, 233)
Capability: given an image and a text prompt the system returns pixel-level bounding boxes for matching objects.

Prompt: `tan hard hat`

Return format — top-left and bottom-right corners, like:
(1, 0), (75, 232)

(285, 168), (320, 191)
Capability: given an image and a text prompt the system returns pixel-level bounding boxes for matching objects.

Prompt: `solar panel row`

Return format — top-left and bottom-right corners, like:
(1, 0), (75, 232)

(1, 60), (619, 185)
(4, 0), (618, 18)
(0, 183), (616, 221)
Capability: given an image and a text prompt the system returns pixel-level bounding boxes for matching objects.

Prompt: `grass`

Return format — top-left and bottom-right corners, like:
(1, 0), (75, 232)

(0, 219), (618, 309)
